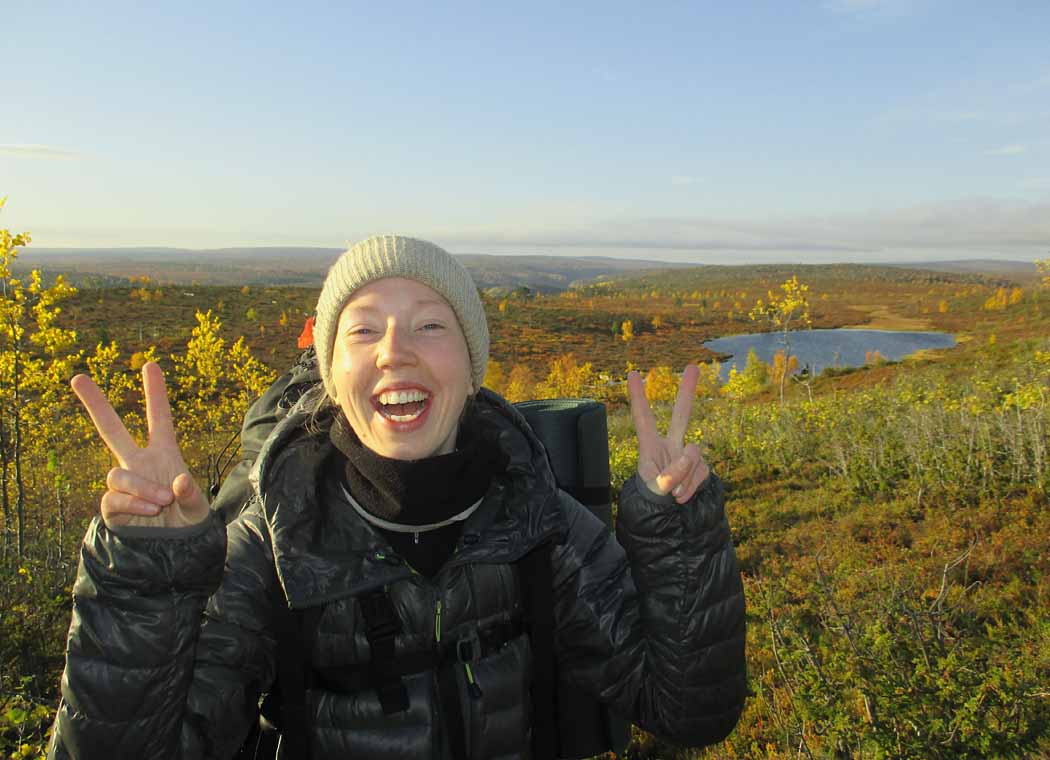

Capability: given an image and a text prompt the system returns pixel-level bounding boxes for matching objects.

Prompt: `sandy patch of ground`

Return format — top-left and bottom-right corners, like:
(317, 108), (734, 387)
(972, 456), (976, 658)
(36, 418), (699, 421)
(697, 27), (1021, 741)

(841, 304), (933, 331)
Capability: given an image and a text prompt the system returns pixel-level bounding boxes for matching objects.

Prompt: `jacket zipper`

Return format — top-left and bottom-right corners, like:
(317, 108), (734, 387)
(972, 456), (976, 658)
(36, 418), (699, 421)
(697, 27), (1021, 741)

(464, 662), (483, 699)
(435, 595), (484, 705)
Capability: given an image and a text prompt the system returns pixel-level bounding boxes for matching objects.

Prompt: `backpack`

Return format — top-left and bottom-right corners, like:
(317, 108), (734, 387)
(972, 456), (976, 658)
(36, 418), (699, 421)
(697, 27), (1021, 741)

(212, 347), (630, 760)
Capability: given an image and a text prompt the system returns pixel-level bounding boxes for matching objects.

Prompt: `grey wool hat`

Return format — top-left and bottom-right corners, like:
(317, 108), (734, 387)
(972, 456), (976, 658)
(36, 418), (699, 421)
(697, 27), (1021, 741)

(314, 235), (489, 399)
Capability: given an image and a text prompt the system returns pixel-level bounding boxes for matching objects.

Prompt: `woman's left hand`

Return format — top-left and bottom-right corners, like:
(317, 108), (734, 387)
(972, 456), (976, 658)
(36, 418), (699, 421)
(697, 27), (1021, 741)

(627, 364), (710, 504)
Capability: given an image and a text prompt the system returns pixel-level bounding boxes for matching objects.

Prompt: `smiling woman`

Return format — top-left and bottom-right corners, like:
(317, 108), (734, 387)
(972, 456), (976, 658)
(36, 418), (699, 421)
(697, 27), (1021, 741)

(49, 235), (747, 760)
(328, 278), (474, 460)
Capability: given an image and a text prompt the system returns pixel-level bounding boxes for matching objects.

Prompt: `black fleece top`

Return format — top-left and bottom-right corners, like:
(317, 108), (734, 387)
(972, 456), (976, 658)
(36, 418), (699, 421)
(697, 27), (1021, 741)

(328, 410), (503, 577)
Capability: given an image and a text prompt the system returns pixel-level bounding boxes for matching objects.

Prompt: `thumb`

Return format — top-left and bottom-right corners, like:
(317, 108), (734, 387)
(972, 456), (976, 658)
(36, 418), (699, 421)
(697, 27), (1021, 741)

(645, 452), (693, 496)
(172, 472), (210, 519)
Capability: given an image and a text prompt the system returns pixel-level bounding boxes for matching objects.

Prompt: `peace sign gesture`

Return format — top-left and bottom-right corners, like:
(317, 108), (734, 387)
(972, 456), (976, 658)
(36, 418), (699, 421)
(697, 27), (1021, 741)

(71, 361), (209, 530)
(627, 364), (711, 504)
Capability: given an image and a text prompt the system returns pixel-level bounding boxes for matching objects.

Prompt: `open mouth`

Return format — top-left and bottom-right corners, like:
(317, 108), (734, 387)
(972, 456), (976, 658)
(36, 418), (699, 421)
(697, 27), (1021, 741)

(375, 389), (431, 422)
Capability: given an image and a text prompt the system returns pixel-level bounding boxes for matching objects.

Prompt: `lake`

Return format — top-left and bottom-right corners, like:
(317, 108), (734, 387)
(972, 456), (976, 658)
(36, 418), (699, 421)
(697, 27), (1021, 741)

(703, 328), (957, 380)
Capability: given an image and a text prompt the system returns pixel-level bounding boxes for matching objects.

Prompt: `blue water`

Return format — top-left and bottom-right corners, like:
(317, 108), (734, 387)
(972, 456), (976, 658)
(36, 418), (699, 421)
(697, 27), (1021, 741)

(703, 328), (957, 381)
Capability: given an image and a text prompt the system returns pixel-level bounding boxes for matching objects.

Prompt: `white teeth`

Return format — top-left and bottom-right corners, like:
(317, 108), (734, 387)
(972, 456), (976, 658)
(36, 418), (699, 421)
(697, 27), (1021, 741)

(378, 389), (428, 405)
(376, 389), (429, 422)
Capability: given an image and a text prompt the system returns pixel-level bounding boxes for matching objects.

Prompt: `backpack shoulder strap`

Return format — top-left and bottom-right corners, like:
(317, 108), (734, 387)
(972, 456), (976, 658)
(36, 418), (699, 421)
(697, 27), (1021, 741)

(517, 541), (557, 760)
(357, 587), (410, 714)
(265, 602), (324, 759)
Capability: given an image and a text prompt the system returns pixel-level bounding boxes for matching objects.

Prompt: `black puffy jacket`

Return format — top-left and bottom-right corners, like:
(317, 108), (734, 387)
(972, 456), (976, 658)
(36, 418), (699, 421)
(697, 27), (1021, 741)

(49, 388), (747, 759)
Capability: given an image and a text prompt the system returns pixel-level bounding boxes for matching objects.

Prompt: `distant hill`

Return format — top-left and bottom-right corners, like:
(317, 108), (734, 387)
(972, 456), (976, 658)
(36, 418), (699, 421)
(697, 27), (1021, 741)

(878, 259), (1040, 281)
(16, 247), (694, 291)
(15, 246), (1037, 290)
(586, 261), (1013, 294)
(21, 247), (343, 287)
(454, 253), (693, 292)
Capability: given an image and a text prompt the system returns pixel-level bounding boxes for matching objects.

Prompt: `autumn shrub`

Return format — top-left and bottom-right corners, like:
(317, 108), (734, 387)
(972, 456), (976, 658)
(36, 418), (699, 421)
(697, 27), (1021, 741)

(170, 310), (277, 492)
(0, 689), (51, 759)
(0, 561), (71, 759)
(737, 544), (1050, 759)
(534, 353), (596, 398)
(721, 348), (770, 400)
(643, 365), (678, 404)
(639, 342), (1050, 503)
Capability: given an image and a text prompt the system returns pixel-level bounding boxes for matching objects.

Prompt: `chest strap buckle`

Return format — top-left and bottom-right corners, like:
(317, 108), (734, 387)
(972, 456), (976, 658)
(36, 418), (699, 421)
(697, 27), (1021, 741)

(455, 629), (482, 664)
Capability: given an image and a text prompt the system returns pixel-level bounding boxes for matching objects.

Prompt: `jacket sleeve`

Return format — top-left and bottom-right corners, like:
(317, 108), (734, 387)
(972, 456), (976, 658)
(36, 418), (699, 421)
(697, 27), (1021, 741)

(551, 470), (747, 748)
(48, 507), (282, 760)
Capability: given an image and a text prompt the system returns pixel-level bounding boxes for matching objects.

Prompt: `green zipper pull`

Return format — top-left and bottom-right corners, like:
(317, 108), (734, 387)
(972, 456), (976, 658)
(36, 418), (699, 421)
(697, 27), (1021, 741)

(464, 662), (483, 699)
(435, 599), (443, 643)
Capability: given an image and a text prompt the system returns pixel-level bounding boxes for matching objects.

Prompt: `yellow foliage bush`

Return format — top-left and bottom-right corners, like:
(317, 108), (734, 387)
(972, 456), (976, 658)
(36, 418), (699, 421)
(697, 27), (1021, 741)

(536, 354), (595, 398)
(770, 350), (799, 387)
(984, 287), (1009, 311)
(695, 360), (722, 398)
(483, 360), (505, 395)
(721, 348), (769, 400)
(1038, 258), (1050, 287)
(504, 363), (536, 403)
(643, 366), (678, 404)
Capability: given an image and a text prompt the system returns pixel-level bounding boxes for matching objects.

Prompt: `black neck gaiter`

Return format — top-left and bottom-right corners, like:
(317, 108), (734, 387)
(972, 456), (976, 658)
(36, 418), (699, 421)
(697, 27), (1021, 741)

(328, 410), (498, 527)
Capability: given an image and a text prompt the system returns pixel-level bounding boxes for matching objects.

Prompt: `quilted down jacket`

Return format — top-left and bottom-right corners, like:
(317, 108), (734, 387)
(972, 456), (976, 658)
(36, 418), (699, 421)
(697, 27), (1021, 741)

(48, 388), (747, 759)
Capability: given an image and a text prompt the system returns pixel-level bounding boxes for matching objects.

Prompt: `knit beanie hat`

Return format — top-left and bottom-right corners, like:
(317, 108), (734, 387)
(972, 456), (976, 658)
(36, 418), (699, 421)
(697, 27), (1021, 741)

(314, 235), (489, 399)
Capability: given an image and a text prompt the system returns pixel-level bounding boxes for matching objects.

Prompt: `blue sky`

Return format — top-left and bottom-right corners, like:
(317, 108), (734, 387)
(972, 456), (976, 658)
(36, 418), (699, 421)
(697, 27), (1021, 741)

(2, 0), (1048, 262)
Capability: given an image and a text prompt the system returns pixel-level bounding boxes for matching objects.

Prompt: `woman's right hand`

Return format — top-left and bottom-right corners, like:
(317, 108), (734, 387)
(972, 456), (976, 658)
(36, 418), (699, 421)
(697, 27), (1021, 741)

(72, 361), (210, 530)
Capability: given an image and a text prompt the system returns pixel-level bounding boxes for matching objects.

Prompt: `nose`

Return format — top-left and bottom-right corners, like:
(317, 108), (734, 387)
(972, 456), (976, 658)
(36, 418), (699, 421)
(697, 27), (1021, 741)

(376, 322), (416, 370)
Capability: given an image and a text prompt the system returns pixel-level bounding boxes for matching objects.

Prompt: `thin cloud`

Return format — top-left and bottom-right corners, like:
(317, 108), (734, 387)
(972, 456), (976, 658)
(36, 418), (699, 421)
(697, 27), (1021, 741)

(985, 144), (1026, 156)
(671, 175), (704, 186)
(0, 144), (82, 160)
(441, 198), (1050, 257)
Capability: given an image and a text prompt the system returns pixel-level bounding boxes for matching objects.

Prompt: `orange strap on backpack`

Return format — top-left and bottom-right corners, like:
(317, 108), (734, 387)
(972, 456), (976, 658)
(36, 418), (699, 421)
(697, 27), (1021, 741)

(297, 316), (315, 349)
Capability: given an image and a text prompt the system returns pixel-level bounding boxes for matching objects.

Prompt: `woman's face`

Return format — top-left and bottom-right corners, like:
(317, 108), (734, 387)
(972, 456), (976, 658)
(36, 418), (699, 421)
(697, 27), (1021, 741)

(330, 277), (473, 460)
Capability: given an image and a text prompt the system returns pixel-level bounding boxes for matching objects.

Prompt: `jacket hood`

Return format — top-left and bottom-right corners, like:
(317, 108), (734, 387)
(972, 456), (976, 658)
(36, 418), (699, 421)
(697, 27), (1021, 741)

(250, 386), (567, 609)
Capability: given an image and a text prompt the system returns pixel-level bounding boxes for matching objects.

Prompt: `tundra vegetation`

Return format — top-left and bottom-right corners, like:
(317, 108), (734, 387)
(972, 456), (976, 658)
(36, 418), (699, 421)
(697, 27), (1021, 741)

(1, 207), (1048, 758)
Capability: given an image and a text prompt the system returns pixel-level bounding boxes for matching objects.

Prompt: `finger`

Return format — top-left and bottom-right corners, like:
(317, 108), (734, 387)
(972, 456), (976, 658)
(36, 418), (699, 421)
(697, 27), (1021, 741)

(627, 371), (659, 446)
(672, 446), (710, 503)
(100, 490), (162, 520)
(649, 450), (695, 496)
(173, 472), (210, 516)
(106, 467), (174, 505)
(667, 365), (700, 448)
(675, 460), (710, 504)
(70, 374), (139, 466)
(142, 362), (177, 444)
(672, 466), (701, 504)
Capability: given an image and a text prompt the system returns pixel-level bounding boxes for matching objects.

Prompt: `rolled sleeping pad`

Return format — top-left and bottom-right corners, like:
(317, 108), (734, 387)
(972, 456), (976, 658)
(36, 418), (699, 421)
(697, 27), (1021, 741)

(512, 398), (612, 531)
